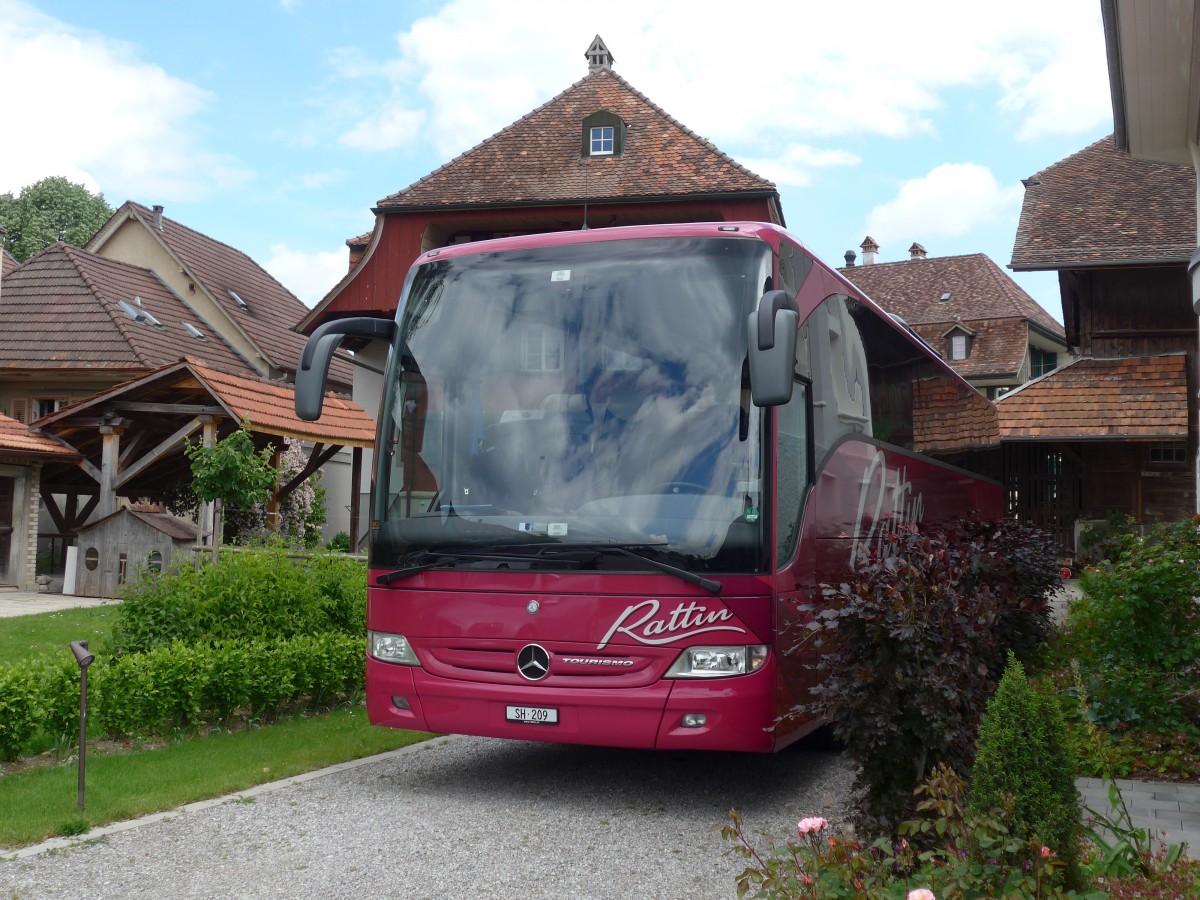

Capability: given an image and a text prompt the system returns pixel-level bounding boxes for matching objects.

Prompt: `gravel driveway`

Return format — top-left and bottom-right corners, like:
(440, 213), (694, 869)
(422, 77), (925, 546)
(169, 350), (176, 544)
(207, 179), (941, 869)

(1, 735), (854, 899)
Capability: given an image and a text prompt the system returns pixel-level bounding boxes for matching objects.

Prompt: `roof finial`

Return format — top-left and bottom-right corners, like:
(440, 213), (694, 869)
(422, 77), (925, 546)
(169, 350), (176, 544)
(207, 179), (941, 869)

(585, 35), (614, 72)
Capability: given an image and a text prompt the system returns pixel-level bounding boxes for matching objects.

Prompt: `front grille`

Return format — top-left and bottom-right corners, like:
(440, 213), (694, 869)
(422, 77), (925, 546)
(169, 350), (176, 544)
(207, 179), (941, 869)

(421, 640), (669, 687)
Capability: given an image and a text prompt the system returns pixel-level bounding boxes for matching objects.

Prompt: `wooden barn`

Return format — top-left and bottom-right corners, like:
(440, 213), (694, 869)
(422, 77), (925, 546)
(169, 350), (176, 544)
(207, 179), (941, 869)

(1008, 135), (1197, 554)
(72, 507), (198, 598)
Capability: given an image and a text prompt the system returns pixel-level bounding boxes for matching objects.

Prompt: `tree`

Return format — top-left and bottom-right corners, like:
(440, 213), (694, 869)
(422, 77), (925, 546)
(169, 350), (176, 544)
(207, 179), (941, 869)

(184, 422), (276, 546)
(0, 176), (114, 262)
(182, 424), (328, 548)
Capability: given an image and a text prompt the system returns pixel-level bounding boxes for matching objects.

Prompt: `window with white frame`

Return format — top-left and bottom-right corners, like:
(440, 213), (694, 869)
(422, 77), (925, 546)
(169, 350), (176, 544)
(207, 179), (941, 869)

(589, 126), (615, 156)
(950, 333), (969, 360)
(524, 325), (563, 371)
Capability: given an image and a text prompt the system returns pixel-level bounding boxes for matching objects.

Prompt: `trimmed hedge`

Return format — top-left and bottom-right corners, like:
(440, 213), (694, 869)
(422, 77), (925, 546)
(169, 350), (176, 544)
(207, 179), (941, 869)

(0, 633), (365, 760)
(112, 548), (367, 654)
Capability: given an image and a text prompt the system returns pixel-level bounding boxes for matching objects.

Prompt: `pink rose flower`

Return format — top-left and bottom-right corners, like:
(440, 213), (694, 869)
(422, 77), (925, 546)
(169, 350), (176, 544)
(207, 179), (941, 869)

(796, 816), (828, 835)
(1041, 846), (1052, 859)
(907, 890), (937, 900)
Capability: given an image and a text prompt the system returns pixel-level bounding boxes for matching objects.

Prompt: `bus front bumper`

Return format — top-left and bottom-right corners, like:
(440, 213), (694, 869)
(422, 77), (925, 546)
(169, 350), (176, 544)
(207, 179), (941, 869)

(365, 656), (777, 752)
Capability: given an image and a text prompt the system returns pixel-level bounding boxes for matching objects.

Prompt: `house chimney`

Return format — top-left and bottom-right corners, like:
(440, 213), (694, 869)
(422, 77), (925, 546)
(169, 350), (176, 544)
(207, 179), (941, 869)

(909, 242), (927, 260)
(153, 205), (164, 231)
(585, 35), (615, 72)
(860, 235), (879, 266)
(844, 249), (857, 267)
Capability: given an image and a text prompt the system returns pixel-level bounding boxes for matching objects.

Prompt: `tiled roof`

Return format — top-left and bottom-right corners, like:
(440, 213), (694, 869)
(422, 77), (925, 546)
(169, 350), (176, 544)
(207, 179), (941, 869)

(0, 243), (253, 375)
(1011, 135), (1196, 270)
(379, 68), (776, 209)
(129, 508), (200, 540)
(996, 354), (1189, 439)
(34, 359), (374, 498)
(90, 202), (352, 387)
(912, 375), (999, 451)
(0, 413), (77, 458)
(187, 360), (374, 447)
(1, 249), (18, 279)
(840, 253), (1065, 379)
(77, 507), (200, 541)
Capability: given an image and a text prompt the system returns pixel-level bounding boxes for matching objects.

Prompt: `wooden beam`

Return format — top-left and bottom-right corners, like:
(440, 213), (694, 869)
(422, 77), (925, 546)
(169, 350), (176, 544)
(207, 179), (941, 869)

(118, 430), (147, 468)
(108, 401), (226, 416)
(349, 446), (362, 552)
(74, 494), (99, 529)
(115, 417), (203, 489)
(42, 493), (69, 535)
(276, 443), (341, 500)
(77, 457), (101, 484)
(99, 427), (121, 517)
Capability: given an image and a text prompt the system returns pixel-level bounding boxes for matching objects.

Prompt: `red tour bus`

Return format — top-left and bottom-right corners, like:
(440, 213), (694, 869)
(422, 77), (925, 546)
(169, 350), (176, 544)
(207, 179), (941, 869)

(297, 222), (1001, 753)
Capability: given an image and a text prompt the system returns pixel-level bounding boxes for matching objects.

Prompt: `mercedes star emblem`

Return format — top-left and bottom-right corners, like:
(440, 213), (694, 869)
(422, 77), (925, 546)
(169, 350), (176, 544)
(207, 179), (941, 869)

(516, 644), (551, 681)
(527, 600), (540, 615)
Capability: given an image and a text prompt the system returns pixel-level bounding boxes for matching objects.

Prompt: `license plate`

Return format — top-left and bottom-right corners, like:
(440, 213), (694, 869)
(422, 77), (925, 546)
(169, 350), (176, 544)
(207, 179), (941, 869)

(506, 705), (558, 725)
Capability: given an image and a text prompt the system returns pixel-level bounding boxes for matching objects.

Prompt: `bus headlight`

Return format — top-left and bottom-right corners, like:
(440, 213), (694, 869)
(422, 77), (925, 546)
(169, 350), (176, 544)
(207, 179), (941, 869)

(369, 631), (421, 666)
(664, 645), (768, 678)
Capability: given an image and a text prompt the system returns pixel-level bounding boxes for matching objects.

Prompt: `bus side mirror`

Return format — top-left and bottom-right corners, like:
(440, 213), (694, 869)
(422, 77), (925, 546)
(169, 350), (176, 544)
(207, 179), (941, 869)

(747, 290), (798, 407)
(296, 317), (397, 420)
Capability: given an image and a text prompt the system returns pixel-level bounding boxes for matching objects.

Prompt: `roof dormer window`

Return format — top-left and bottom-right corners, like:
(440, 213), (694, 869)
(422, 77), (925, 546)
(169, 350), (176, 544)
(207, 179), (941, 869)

(581, 110), (626, 158)
(950, 333), (970, 360)
(590, 126), (614, 156)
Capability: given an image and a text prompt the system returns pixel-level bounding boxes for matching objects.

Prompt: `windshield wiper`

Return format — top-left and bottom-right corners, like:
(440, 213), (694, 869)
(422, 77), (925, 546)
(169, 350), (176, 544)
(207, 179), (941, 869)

(376, 545), (599, 585)
(378, 542), (721, 594)
(542, 542), (722, 595)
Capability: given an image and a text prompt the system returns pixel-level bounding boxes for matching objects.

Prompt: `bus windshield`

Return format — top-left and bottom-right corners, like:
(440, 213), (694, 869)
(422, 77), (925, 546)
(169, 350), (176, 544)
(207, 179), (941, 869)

(372, 236), (772, 574)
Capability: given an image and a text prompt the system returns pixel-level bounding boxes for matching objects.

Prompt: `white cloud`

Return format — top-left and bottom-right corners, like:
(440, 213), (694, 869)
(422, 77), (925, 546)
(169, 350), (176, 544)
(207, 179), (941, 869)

(340, 103), (428, 152)
(740, 144), (860, 188)
(263, 243), (351, 307)
(0, 1), (253, 200)
(333, 0), (1111, 159)
(864, 163), (1024, 251)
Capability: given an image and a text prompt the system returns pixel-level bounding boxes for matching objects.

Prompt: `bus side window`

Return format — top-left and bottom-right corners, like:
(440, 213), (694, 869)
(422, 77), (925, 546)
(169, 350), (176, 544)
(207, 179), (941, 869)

(775, 379), (811, 566)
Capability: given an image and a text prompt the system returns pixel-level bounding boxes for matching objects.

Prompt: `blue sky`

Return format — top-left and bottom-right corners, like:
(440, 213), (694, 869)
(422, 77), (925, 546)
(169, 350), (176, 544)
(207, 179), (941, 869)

(2, 1), (1114, 320)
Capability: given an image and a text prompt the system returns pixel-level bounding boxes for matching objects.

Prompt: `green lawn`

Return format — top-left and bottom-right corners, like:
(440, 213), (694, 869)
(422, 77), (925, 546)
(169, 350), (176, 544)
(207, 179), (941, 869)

(0, 604), (436, 852)
(0, 605), (119, 667)
(0, 706), (433, 849)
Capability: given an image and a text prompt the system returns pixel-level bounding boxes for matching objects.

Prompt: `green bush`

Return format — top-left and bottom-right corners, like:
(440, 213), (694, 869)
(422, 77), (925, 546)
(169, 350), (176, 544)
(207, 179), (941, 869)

(724, 766), (1078, 899)
(112, 547), (366, 654)
(0, 666), (42, 761)
(0, 633), (365, 757)
(796, 520), (1058, 832)
(94, 634), (364, 738)
(969, 655), (1083, 891)
(1065, 519), (1200, 735)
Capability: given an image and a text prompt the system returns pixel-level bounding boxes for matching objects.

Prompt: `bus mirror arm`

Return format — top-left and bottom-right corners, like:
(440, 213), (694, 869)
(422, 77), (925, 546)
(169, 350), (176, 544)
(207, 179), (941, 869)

(295, 317), (397, 420)
(747, 290), (798, 407)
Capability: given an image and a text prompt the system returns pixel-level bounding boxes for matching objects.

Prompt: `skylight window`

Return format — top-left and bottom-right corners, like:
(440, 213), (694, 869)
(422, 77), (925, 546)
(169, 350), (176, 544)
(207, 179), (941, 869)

(117, 299), (163, 328)
(228, 289), (249, 310)
(182, 322), (206, 340)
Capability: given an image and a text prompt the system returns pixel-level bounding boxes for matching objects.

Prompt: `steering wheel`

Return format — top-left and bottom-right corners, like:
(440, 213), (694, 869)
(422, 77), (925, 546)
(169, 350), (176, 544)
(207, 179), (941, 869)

(655, 481), (707, 495)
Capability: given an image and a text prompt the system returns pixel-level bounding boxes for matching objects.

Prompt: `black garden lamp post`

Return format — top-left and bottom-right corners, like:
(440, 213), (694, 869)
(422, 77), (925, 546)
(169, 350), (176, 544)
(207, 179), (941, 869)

(69, 640), (94, 809)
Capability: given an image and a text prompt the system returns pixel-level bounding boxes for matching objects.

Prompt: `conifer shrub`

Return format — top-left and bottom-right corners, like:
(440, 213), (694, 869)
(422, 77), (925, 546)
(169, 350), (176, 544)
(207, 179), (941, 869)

(969, 654), (1083, 890)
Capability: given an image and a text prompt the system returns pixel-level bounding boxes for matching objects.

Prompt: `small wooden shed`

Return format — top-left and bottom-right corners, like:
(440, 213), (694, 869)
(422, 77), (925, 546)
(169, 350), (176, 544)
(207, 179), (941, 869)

(74, 507), (198, 597)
